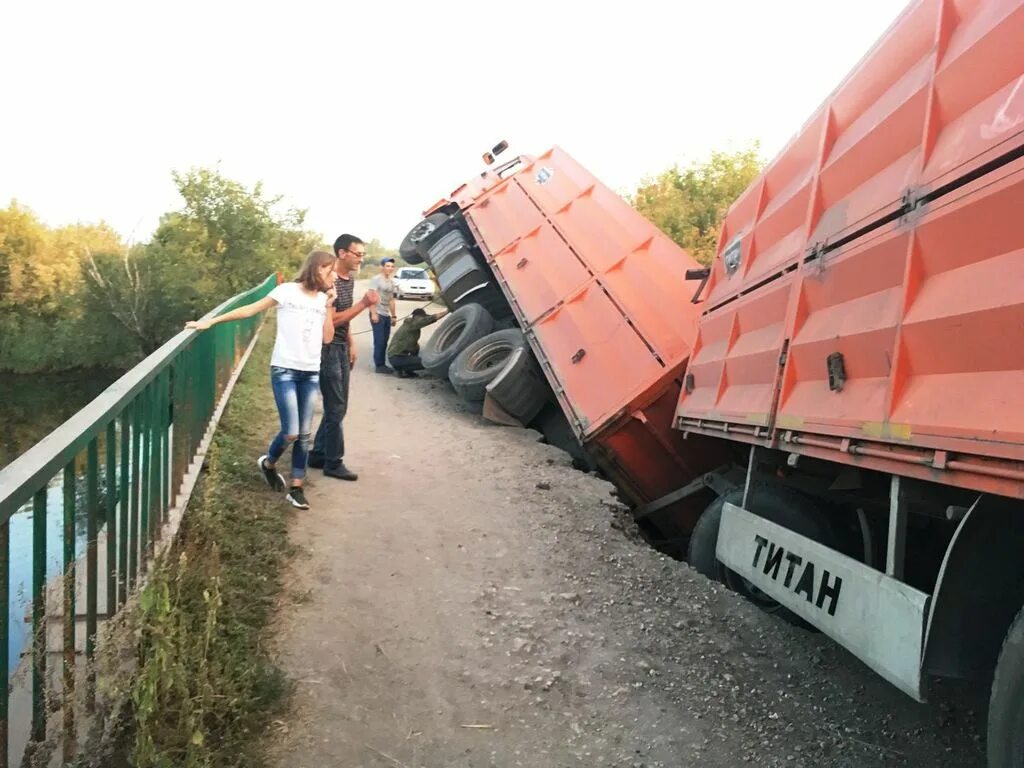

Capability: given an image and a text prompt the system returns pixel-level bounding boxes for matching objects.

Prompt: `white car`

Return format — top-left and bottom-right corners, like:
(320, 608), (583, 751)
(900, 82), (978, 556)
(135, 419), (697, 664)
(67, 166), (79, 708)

(394, 267), (436, 300)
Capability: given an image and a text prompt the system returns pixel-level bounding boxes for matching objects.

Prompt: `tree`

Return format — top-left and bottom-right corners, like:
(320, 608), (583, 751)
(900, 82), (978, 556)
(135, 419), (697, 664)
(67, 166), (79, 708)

(85, 168), (320, 353)
(631, 145), (764, 266)
(82, 243), (155, 355)
(0, 203), (138, 371)
(2, 170), (410, 371)
(152, 168), (318, 293)
(0, 202), (47, 310)
(357, 238), (400, 279)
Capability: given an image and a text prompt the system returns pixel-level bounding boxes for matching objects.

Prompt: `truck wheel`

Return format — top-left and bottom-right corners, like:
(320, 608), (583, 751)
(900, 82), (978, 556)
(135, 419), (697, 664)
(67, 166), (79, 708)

(687, 497), (728, 583)
(399, 212), (449, 264)
(988, 606), (1024, 768)
(448, 329), (541, 414)
(424, 229), (469, 275)
(713, 485), (835, 628)
(420, 304), (494, 380)
(485, 345), (550, 424)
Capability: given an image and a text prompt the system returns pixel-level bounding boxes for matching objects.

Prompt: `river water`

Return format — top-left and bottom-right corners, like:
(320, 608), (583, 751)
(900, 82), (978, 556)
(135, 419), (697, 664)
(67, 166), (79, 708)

(0, 370), (122, 675)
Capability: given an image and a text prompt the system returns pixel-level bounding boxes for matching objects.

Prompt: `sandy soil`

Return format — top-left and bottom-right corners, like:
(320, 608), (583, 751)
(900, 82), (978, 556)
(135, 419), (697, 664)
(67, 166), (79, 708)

(264, 290), (986, 768)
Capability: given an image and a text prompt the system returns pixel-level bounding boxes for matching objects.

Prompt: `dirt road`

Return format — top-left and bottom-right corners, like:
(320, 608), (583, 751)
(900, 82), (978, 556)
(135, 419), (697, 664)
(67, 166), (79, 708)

(265, 291), (985, 768)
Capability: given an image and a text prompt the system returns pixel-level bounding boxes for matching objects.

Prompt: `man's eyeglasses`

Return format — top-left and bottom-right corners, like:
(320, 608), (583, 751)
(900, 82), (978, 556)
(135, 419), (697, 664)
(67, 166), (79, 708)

(344, 249), (366, 258)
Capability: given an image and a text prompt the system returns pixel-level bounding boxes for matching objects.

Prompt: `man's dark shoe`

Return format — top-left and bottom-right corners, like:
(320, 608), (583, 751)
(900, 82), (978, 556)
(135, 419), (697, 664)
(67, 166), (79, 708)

(323, 463), (358, 481)
(375, 365), (394, 375)
(257, 455), (286, 492)
(307, 455), (325, 469)
(285, 486), (310, 510)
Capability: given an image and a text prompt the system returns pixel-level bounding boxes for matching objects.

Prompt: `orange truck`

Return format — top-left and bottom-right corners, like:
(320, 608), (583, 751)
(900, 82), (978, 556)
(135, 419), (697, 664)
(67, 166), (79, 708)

(398, 1), (1024, 763)
(398, 147), (725, 544)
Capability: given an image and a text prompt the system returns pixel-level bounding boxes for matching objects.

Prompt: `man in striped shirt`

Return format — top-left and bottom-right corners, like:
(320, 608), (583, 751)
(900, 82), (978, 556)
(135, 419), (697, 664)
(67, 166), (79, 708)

(308, 234), (378, 480)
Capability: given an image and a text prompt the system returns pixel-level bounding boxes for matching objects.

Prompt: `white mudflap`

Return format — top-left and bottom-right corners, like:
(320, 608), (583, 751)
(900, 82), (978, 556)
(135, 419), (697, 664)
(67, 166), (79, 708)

(717, 503), (930, 701)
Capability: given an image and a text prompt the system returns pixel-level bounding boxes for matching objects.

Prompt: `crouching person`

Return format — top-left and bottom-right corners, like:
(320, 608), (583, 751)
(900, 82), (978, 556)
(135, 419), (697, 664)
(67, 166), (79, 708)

(387, 307), (448, 378)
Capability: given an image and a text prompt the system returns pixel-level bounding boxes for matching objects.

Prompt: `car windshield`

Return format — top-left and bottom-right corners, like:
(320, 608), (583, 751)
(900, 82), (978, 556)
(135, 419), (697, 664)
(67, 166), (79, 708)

(401, 269), (427, 280)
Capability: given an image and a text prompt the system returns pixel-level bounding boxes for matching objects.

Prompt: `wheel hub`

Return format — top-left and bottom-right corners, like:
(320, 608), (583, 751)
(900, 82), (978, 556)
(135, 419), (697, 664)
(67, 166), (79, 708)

(436, 319), (466, 352)
(409, 221), (437, 244)
(469, 341), (513, 372)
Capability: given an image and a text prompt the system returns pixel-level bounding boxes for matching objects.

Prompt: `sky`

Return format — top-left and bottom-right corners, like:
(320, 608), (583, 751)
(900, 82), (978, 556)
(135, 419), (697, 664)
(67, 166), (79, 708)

(0, 0), (907, 249)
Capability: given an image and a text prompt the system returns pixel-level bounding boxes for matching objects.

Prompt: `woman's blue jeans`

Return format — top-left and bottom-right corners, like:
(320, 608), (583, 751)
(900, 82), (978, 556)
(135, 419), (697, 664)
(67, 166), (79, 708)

(268, 366), (320, 480)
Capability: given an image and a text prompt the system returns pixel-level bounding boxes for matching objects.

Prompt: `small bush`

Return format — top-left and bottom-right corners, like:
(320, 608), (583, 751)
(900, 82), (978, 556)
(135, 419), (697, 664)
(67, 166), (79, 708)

(127, 323), (293, 768)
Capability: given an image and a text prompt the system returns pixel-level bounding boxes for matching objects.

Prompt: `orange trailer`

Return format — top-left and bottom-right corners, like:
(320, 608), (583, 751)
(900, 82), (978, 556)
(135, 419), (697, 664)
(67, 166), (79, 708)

(672, 2), (1024, 764)
(678, 0), (1024, 499)
(401, 148), (726, 544)
(398, 5), (1024, 761)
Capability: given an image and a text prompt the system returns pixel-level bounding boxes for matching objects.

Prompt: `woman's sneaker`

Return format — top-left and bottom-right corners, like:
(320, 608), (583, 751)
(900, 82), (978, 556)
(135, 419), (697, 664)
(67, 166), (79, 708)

(257, 455), (286, 492)
(285, 486), (310, 509)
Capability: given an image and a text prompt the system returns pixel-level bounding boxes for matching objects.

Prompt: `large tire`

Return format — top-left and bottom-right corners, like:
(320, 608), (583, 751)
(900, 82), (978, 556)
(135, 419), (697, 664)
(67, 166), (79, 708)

(687, 496), (728, 582)
(425, 230), (469, 275)
(449, 329), (526, 406)
(486, 346), (550, 424)
(420, 304), (494, 380)
(399, 212), (449, 264)
(988, 606), (1024, 768)
(425, 228), (516, 322)
(692, 485), (836, 628)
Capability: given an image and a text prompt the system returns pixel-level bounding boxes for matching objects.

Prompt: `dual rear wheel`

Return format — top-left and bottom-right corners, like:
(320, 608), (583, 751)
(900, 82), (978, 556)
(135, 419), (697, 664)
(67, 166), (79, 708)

(419, 304), (550, 424)
(688, 485), (836, 628)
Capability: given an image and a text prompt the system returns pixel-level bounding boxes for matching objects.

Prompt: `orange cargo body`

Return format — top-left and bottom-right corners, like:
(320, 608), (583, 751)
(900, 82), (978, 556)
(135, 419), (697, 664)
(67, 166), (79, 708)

(424, 156), (536, 217)
(461, 147), (727, 533)
(678, 0), (1024, 499)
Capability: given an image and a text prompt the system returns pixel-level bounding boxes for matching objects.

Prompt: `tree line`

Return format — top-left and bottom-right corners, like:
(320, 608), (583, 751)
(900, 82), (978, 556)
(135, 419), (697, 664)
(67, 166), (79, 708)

(630, 144), (763, 266)
(0, 169), (397, 374)
(0, 146), (760, 374)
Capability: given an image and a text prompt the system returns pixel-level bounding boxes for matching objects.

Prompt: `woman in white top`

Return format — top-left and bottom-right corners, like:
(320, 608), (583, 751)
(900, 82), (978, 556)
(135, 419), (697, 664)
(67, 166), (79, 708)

(185, 250), (337, 509)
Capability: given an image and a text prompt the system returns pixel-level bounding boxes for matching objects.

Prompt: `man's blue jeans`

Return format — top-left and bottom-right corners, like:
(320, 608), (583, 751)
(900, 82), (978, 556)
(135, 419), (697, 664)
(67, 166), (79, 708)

(371, 316), (392, 368)
(268, 366), (320, 480)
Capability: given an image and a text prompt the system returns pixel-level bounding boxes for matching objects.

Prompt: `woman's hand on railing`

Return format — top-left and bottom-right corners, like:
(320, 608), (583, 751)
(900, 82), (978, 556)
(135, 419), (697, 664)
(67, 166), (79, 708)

(186, 319), (213, 331)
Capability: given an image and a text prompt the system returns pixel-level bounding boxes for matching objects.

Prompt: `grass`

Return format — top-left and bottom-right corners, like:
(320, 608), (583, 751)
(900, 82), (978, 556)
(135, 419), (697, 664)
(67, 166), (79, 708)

(118, 320), (294, 768)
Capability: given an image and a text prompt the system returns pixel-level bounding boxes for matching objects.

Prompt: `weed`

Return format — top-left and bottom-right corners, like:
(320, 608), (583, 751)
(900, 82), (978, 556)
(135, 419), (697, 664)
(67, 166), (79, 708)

(118, 323), (294, 768)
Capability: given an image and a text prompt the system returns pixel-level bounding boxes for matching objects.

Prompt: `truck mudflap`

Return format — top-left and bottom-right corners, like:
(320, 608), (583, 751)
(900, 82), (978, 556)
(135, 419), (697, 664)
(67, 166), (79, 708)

(716, 502), (930, 701)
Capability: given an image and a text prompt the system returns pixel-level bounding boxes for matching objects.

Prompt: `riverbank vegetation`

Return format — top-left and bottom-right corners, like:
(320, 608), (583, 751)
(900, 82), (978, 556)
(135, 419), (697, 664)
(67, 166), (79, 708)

(0, 170), (318, 373)
(122, 323), (291, 768)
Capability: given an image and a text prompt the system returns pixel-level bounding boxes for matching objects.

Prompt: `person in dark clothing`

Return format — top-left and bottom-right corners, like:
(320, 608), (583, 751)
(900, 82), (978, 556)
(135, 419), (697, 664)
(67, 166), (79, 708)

(308, 234), (378, 481)
(387, 307), (449, 378)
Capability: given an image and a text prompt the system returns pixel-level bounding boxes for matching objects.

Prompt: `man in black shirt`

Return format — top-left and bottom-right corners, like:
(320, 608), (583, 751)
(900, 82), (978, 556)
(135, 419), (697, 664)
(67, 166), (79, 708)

(308, 234), (378, 480)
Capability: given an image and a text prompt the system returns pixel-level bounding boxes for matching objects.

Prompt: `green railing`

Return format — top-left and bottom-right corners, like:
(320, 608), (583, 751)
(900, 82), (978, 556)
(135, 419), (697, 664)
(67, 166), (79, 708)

(0, 272), (279, 766)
